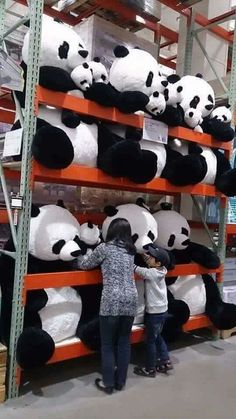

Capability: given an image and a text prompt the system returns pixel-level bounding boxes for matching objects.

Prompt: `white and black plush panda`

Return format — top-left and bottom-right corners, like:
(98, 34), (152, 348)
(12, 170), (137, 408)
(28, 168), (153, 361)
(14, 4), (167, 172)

(163, 138), (236, 196)
(85, 45), (167, 116)
(164, 74), (235, 141)
(0, 202), (90, 369)
(102, 198), (158, 254)
(153, 203), (220, 268)
(152, 203), (236, 331)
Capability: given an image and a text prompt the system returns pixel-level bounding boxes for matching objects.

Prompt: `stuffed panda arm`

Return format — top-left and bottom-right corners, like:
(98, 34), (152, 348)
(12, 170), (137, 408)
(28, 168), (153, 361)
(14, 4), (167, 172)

(187, 241), (220, 269)
(201, 117), (235, 142)
(39, 66), (78, 92)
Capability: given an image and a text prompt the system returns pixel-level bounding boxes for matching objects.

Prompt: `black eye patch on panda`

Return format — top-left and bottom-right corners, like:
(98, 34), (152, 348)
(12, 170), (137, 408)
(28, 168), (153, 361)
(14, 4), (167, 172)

(101, 74), (107, 81)
(208, 94), (214, 103)
(73, 235), (80, 244)
(190, 96), (200, 109)
(58, 41), (69, 59)
(146, 71), (154, 87)
(168, 234), (175, 247)
(80, 80), (88, 85)
(132, 233), (138, 243)
(223, 115), (227, 121)
(148, 230), (155, 241)
(52, 240), (66, 255)
(181, 227), (189, 236)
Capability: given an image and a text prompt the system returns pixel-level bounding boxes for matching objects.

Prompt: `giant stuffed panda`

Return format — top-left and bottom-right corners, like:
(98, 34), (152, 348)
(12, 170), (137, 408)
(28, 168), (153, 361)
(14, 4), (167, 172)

(0, 202), (92, 369)
(164, 74), (235, 141)
(85, 45), (167, 116)
(153, 204), (236, 330)
(12, 18), (159, 184)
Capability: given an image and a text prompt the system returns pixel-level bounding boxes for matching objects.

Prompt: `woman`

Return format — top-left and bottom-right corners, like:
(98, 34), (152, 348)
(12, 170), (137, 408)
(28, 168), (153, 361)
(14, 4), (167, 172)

(76, 218), (137, 394)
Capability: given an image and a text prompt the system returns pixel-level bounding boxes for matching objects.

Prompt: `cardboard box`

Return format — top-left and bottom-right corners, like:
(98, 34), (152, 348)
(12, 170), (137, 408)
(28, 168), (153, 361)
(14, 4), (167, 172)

(0, 367), (6, 385)
(74, 14), (158, 70)
(223, 285), (236, 304)
(0, 385), (5, 403)
(0, 344), (7, 367)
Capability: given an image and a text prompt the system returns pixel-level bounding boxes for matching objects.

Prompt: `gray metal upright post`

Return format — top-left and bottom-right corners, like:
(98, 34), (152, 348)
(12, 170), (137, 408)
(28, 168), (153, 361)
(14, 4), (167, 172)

(183, 10), (195, 75)
(7, 0), (44, 399)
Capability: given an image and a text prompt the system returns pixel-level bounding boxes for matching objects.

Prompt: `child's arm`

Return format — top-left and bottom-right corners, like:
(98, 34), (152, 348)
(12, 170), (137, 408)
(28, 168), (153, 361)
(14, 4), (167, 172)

(76, 243), (106, 270)
(134, 265), (157, 281)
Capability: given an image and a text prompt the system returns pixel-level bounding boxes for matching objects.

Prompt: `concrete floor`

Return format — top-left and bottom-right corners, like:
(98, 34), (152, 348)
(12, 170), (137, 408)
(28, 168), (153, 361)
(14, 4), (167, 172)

(1, 332), (236, 419)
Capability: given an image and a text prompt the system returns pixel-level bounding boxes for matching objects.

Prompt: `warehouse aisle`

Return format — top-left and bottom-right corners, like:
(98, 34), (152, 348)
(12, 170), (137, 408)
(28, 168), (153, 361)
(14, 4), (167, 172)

(1, 334), (236, 419)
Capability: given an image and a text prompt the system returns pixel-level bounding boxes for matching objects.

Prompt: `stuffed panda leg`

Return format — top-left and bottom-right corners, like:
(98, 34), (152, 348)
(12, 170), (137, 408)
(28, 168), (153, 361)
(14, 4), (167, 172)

(16, 327), (55, 369)
(163, 152), (207, 186)
(162, 292), (190, 342)
(214, 149), (236, 196)
(201, 118), (235, 142)
(202, 274), (236, 330)
(32, 124), (74, 169)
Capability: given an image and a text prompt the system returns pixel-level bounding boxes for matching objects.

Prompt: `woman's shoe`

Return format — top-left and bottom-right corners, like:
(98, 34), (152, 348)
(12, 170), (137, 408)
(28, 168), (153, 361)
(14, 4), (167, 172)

(133, 366), (156, 378)
(95, 378), (113, 394)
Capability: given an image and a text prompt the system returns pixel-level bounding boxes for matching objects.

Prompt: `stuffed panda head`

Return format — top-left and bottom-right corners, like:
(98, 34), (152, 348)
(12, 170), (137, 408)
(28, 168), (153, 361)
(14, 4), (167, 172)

(22, 16), (88, 72)
(153, 204), (190, 251)
(109, 45), (167, 97)
(29, 204), (86, 262)
(80, 221), (101, 246)
(210, 105), (232, 123)
(70, 62), (93, 92)
(165, 74), (215, 120)
(102, 198), (158, 253)
(88, 57), (109, 84)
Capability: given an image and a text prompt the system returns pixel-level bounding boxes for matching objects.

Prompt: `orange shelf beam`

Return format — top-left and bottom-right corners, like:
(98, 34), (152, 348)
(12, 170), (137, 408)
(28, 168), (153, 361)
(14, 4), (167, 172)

(23, 264), (222, 305)
(168, 126), (232, 151)
(182, 314), (212, 332)
(32, 161), (222, 197)
(36, 87), (143, 129)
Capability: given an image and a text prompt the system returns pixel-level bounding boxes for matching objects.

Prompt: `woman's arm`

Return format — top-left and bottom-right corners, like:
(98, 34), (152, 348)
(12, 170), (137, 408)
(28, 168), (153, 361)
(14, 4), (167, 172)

(76, 243), (106, 270)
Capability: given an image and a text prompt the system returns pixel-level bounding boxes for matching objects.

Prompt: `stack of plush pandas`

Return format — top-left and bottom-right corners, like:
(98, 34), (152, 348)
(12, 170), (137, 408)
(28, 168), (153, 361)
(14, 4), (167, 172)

(12, 16), (236, 194)
(0, 201), (101, 369)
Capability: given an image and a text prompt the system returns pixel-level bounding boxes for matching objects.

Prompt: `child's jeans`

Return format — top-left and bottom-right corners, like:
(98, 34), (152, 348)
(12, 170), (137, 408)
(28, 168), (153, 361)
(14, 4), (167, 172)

(145, 311), (169, 370)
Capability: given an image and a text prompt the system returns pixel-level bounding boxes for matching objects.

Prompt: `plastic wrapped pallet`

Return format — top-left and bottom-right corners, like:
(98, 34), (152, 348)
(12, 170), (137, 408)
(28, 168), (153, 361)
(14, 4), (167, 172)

(120, 0), (161, 19)
(74, 14), (158, 70)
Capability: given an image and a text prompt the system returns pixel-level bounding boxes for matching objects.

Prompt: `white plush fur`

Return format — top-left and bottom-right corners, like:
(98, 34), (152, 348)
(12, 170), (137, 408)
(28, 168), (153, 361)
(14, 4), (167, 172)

(29, 204), (81, 261)
(39, 287), (82, 342)
(134, 280), (145, 325)
(153, 208), (190, 251)
(168, 275), (206, 315)
(22, 15), (87, 71)
(88, 60), (109, 83)
(102, 203), (158, 253)
(39, 106), (98, 168)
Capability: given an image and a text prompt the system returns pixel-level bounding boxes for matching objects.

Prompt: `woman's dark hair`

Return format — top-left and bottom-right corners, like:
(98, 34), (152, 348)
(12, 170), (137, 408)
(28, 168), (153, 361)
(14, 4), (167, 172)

(106, 218), (136, 255)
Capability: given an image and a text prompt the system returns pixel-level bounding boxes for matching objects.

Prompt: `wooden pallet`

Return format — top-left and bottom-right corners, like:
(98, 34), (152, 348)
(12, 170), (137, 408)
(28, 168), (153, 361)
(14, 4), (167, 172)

(221, 327), (236, 339)
(0, 344), (7, 367)
(0, 385), (5, 403)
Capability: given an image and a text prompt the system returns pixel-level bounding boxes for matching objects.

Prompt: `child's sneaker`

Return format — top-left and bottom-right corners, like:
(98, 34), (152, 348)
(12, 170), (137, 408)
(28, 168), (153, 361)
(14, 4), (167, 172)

(156, 359), (173, 373)
(134, 366), (156, 378)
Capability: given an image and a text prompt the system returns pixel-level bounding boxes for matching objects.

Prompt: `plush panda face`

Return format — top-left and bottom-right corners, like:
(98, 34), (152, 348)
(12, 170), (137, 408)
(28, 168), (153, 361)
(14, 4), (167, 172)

(153, 209), (190, 251)
(71, 62), (93, 92)
(210, 106), (232, 123)
(80, 222), (101, 246)
(88, 59), (109, 84)
(22, 16), (88, 72)
(109, 46), (167, 97)
(165, 75), (215, 119)
(29, 204), (83, 261)
(102, 203), (158, 254)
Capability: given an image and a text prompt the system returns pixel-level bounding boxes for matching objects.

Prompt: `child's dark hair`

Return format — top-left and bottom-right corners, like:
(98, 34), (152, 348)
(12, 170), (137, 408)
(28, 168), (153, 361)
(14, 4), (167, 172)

(106, 218), (136, 255)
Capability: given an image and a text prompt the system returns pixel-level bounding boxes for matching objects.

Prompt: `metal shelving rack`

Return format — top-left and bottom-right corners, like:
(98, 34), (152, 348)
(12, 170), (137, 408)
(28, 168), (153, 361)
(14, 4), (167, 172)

(0, 0), (235, 400)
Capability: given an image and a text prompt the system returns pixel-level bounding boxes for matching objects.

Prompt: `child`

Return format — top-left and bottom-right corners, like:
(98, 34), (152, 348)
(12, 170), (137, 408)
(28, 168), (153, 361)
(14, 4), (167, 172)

(133, 245), (173, 377)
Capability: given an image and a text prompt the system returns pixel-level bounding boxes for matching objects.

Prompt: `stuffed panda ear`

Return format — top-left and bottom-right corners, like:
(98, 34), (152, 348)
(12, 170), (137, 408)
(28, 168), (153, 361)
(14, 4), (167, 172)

(104, 205), (118, 217)
(54, 17), (63, 24)
(87, 221), (93, 229)
(93, 57), (100, 62)
(195, 73), (203, 78)
(23, 19), (30, 28)
(226, 104), (231, 108)
(160, 202), (172, 211)
(167, 74), (180, 84)
(57, 199), (66, 209)
(31, 204), (40, 218)
(136, 198), (150, 212)
(114, 45), (129, 58)
(134, 46), (140, 49)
